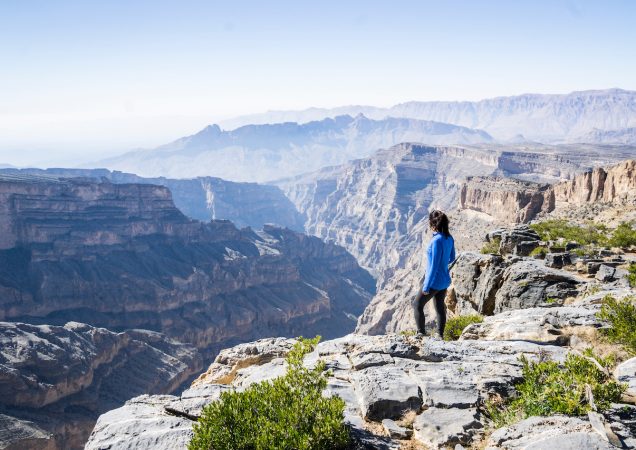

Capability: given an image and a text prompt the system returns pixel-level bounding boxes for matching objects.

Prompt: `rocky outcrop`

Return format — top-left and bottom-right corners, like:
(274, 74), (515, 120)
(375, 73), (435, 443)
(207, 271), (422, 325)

(357, 246), (584, 335)
(486, 415), (634, 449)
(85, 334), (573, 449)
(0, 168), (305, 231)
(0, 175), (374, 352)
(553, 159), (636, 206)
(0, 321), (201, 450)
(277, 144), (530, 285)
(457, 160), (636, 226)
(459, 176), (554, 224)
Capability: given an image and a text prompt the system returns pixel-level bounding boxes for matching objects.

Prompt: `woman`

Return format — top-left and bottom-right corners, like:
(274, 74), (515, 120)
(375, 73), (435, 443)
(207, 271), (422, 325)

(414, 210), (456, 338)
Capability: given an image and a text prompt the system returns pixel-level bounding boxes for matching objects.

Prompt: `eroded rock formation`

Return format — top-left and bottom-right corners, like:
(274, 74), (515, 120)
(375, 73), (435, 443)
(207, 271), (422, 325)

(0, 321), (201, 449)
(0, 174), (374, 352)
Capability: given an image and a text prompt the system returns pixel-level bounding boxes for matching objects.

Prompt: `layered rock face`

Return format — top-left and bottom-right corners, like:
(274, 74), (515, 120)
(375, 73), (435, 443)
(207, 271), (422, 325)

(458, 159), (636, 225)
(279, 143), (630, 288)
(0, 168), (305, 231)
(277, 144), (503, 285)
(0, 174), (374, 350)
(459, 176), (554, 224)
(552, 159), (636, 206)
(0, 321), (201, 449)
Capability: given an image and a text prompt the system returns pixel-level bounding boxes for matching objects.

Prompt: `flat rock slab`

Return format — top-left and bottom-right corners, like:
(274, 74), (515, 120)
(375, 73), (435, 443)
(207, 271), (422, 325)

(382, 419), (412, 439)
(486, 415), (617, 450)
(351, 352), (394, 370)
(460, 305), (600, 344)
(352, 366), (422, 421)
(616, 357), (636, 401)
(85, 395), (193, 450)
(413, 407), (482, 448)
(422, 381), (480, 408)
(166, 384), (231, 418)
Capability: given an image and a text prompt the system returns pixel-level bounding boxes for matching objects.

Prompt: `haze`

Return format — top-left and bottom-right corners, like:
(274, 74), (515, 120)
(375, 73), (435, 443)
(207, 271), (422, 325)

(1, 0), (636, 166)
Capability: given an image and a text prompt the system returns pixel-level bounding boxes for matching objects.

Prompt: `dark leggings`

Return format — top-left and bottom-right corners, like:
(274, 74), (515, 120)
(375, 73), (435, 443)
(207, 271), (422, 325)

(414, 289), (447, 337)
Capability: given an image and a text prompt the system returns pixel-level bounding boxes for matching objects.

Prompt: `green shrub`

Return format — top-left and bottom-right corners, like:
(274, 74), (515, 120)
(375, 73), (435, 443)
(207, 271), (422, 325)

(485, 350), (626, 428)
(188, 337), (350, 450)
(530, 220), (607, 246)
(529, 247), (547, 258)
(597, 295), (636, 355)
(628, 264), (636, 288)
(608, 221), (636, 248)
(480, 237), (501, 255)
(443, 314), (483, 341)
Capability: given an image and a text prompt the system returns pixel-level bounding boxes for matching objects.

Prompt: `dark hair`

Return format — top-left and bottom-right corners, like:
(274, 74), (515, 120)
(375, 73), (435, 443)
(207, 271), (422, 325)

(429, 210), (451, 237)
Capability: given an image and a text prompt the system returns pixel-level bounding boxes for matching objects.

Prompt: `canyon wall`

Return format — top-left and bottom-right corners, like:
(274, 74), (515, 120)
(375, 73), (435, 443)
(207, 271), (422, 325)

(0, 168), (305, 231)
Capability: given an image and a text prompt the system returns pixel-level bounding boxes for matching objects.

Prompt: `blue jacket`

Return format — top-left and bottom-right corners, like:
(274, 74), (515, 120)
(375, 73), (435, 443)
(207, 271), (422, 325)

(422, 232), (456, 293)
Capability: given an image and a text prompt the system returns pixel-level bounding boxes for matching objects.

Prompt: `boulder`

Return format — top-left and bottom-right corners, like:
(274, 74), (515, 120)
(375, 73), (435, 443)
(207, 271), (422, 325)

(596, 264), (617, 282)
(545, 252), (572, 269)
(493, 259), (582, 312)
(382, 419), (412, 439)
(460, 305), (601, 344)
(498, 225), (541, 256)
(413, 407), (482, 448)
(447, 252), (509, 316)
(351, 366), (422, 420)
(616, 357), (636, 402)
(485, 415), (628, 450)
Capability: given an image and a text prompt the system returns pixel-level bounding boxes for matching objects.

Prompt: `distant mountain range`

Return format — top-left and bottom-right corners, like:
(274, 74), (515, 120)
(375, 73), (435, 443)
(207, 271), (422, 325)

(95, 115), (493, 182)
(219, 89), (636, 144)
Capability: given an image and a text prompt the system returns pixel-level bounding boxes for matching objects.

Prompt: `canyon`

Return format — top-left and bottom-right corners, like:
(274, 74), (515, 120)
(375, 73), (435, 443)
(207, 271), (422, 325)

(0, 173), (374, 448)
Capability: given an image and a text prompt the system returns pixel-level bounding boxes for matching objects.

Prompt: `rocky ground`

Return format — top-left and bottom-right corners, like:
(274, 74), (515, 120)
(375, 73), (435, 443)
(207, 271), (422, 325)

(84, 224), (636, 449)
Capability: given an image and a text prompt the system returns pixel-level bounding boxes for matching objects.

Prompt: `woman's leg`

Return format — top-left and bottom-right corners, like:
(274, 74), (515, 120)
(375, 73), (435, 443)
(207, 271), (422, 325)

(414, 290), (434, 334)
(433, 289), (448, 337)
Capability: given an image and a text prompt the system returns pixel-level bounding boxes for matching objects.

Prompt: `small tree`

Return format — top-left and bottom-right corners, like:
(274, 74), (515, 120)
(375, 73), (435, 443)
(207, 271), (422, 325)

(188, 337), (351, 450)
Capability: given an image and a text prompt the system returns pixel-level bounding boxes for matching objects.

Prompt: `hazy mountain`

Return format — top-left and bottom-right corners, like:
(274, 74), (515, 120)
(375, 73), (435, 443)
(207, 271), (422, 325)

(219, 89), (636, 144)
(95, 115), (493, 182)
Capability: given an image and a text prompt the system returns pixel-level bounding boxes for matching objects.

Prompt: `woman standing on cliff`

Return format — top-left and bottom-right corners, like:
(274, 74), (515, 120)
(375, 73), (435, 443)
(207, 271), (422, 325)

(414, 210), (456, 338)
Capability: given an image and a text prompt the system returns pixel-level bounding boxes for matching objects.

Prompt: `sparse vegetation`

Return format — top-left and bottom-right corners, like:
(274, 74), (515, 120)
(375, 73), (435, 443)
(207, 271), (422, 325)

(188, 336), (350, 450)
(608, 221), (636, 248)
(628, 263), (636, 288)
(443, 314), (484, 341)
(597, 295), (636, 355)
(480, 237), (501, 255)
(529, 246), (547, 258)
(530, 219), (608, 246)
(485, 350), (626, 428)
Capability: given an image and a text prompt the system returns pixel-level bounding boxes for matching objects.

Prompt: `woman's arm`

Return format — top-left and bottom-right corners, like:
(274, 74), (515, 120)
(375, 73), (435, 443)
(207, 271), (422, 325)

(422, 238), (442, 293)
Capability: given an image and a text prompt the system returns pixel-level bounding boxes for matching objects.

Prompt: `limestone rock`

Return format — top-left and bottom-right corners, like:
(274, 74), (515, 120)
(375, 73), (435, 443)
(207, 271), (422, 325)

(0, 321), (201, 450)
(459, 177), (554, 224)
(486, 415), (622, 450)
(493, 259), (582, 312)
(382, 419), (412, 439)
(498, 225), (541, 256)
(413, 407), (482, 448)
(460, 305), (600, 344)
(86, 334), (571, 450)
(351, 366), (422, 420)
(85, 395), (193, 450)
(545, 252), (572, 269)
(616, 357), (636, 402)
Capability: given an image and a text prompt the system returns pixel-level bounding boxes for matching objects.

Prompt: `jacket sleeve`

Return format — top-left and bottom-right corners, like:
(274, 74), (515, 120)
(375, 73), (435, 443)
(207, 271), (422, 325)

(449, 240), (456, 265)
(422, 238), (442, 293)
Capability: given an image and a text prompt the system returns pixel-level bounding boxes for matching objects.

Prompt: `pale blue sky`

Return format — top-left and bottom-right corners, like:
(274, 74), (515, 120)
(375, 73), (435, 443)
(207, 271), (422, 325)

(0, 0), (635, 165)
